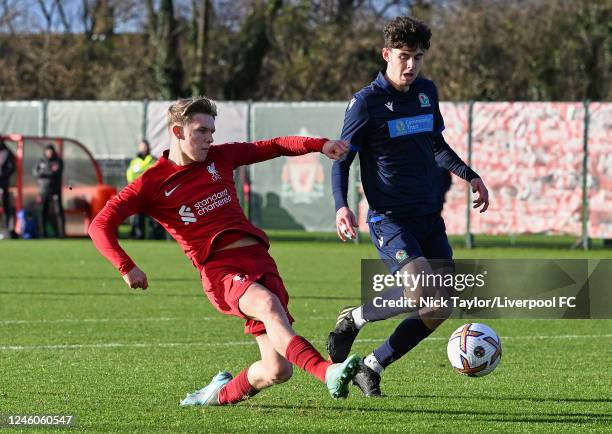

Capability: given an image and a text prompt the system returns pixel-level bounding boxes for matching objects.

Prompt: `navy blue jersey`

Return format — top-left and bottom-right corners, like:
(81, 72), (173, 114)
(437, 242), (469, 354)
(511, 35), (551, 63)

(332, 72), (478, 217)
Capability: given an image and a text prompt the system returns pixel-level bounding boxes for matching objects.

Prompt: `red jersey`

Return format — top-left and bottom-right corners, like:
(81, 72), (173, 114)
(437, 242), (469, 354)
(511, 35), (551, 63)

(89, 136), (327, 275)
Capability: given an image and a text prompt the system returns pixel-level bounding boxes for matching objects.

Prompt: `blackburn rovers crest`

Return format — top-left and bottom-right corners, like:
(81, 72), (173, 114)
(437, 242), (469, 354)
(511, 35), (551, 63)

(419, 93), (431, 108)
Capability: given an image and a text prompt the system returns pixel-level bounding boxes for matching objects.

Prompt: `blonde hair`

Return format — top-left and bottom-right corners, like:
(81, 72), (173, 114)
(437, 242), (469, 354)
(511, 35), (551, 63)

(167, 96), (217, 129)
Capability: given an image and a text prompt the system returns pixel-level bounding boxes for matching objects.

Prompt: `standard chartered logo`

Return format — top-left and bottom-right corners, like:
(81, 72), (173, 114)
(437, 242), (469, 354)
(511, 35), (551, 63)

(193, 189), (231, 216)
(179, 190), (231, 225)
(179, 205), (197, 225)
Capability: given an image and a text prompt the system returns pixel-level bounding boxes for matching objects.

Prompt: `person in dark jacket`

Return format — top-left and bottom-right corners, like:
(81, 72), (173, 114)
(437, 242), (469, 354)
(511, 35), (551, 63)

(0, 140), (17, 238)
(34, 144), (65, 238)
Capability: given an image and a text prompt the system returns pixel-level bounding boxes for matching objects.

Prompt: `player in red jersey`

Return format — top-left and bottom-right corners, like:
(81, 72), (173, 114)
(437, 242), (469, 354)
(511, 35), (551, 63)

(88, 96), (361, 405)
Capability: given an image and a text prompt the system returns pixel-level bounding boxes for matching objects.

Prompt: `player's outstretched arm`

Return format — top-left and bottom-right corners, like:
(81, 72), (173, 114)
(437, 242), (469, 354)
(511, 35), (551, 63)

(229, 136), (347, 168)
(88, 181), (149, 288)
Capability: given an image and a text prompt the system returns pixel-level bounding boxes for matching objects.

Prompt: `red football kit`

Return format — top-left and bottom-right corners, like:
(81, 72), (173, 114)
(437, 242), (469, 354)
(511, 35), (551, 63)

(89, 136), (327, 335)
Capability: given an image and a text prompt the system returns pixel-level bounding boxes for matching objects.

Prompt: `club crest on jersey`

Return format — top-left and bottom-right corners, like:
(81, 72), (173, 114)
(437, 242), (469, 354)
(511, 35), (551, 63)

(179, 205), (197, 225)
(419, 93), (431, 107)
(207, 162), (221, 181)
(385, 101), (394, 111)
(395, 249), (408, 262)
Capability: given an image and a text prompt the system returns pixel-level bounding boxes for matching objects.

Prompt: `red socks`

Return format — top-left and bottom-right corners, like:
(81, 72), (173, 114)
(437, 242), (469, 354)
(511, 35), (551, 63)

(218, 369), (259, 405)
(218, 336), (330, 405)
(284, 335), (331, 382)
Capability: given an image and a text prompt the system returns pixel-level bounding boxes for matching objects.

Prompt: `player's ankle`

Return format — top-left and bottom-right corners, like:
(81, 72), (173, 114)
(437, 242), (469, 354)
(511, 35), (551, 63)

(351, 306), (367, 329)
(364, 353), (384, 374)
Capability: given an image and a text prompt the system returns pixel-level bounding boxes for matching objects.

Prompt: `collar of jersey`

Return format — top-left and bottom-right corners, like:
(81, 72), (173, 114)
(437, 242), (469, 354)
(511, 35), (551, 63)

(374, 71), (420, 96)
(160, 149), (206, 171)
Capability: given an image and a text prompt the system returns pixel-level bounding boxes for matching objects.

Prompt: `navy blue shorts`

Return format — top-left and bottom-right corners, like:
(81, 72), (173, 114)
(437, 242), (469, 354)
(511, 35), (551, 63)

(368, 211), (453, 273)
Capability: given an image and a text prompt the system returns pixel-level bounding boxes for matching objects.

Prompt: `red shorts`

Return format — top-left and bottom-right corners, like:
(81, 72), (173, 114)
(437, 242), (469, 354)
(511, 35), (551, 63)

(199, 244), (294, 336)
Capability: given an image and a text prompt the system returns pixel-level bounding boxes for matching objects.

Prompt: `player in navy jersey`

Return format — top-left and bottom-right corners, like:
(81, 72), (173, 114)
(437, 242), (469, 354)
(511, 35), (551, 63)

(327, 16), (489, 396)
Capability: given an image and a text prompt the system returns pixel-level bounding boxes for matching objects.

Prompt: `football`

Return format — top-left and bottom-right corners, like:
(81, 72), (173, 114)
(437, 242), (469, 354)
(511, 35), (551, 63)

(447, 323), (502, 377)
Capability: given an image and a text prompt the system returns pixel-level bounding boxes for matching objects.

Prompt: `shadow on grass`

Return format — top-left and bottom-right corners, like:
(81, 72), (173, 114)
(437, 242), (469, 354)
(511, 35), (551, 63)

(395, 394), (612, 404)
(248, 403), (612, 424)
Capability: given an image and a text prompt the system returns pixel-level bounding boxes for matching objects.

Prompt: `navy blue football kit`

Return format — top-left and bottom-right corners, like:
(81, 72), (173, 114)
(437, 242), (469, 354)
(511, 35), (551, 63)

(332, 72), (479, 270)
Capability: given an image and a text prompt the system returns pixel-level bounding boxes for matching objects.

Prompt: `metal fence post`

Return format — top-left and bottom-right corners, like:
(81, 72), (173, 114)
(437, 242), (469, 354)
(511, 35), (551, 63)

(41, 99), (48, 136)
(142, 99), (149, 140)
(245, 100), (253, 221)
(465, 101), (474, 249)
(581, 100), (590, 250)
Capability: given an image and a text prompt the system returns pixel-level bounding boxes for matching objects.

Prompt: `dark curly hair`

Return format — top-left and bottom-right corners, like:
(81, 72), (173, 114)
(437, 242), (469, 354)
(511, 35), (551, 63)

(383, 16), (431, 50)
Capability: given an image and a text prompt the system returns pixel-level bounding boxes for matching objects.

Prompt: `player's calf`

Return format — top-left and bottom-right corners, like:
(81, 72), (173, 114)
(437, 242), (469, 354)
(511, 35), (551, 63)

(259, 360), (293, 387)
(419, 279), (454, 330)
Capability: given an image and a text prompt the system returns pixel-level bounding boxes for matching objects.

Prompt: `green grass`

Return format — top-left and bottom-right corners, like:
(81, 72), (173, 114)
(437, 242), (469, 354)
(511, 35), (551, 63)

(1, 239), (611, 433)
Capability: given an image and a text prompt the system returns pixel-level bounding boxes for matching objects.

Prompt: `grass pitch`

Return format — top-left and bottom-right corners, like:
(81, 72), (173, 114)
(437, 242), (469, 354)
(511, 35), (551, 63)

(1, 238), (611, 432)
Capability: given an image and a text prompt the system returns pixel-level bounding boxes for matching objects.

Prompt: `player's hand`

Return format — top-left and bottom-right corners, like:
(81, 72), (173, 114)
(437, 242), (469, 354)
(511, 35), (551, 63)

(336, 206), (358, 241)
(470, 178), (489, 213)
(123, 266), (149, 290)
(322, 140), (349, 160)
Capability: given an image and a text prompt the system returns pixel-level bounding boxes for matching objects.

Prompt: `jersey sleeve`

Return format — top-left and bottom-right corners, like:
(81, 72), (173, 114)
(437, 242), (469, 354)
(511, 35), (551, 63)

(331, 151), (357, 211)
(228, 136), (328, 168)
(88, 177), (149, 275)
(340, 95), (369, 151)
(433, 135), (479, 182)
(431, 83), (478, 181)
(332, 95), (368, 211)
(432, 84), (445, 135)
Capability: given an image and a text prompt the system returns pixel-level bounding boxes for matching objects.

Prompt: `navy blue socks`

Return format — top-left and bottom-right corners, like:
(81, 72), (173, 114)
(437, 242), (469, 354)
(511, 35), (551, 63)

(371, 316), (434, 368)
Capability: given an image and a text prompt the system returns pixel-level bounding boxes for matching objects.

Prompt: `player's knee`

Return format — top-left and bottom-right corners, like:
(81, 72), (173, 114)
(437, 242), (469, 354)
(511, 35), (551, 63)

(255, 291), (283, 319)
(272, 363), (294, 384)
(266, 361), (293, 385)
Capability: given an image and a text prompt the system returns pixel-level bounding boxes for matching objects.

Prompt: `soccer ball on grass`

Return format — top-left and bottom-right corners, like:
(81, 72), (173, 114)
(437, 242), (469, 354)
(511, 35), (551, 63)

(447, 323), (502, 377)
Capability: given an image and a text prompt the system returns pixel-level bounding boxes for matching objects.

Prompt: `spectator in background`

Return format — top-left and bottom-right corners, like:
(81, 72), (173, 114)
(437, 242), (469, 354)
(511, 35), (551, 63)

(34, 144), (65, 238)
(0, 140), (17, 239)
(126, 140), (156, 239)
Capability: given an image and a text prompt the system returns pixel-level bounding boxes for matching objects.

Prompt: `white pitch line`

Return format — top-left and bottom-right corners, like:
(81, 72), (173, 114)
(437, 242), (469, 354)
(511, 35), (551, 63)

(1, 334), (611, 352)
(0, 341), (255, 351)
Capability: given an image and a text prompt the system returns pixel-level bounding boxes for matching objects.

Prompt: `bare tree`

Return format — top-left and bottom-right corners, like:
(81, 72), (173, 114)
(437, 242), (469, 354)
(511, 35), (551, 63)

(0, 0), (18, 34)
(190, 0), (211, 95)
(151, 0), (185, 98)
